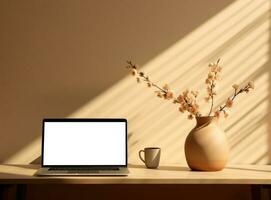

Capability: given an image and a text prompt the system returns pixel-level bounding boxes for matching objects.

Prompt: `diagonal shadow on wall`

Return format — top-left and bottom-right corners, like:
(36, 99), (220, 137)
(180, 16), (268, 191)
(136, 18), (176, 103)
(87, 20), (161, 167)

(4, 0), (271, 166)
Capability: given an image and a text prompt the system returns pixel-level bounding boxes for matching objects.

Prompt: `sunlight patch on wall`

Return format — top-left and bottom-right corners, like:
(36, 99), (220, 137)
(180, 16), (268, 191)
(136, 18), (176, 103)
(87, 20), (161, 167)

(70, 0), (271, 165)
(4, 0), (271, 165)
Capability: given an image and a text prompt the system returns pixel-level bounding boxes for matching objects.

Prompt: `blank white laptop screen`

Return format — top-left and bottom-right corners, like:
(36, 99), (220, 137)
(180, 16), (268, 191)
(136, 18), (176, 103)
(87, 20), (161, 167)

(43, 121), (126, 166)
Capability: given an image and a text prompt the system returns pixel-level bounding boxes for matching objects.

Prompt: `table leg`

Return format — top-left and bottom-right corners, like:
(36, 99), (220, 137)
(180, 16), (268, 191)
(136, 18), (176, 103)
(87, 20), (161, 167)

(251, 185), (271, 200)
(16, 184), (27, 200)
(251, 185), (262, 200)
(0, 185), (17, 200)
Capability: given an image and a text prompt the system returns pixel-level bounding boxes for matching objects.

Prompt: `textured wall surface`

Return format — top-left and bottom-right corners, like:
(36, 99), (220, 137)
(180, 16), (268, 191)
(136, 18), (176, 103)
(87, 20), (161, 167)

(1, 0), (270, 167)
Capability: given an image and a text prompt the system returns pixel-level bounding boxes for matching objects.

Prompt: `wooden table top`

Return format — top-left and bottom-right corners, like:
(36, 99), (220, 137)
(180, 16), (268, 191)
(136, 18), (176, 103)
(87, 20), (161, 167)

(0, 164), (270, 184)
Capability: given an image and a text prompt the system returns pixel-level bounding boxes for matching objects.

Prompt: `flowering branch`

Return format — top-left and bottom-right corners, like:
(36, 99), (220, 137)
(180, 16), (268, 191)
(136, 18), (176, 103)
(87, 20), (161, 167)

(176, 90), (201, 119)
(126, 61), (173, 99)
(205, 59), (222, 116)
(214, 82), (254, 118)
(126, 61), (200, 119)
(126, 59), (254, 120)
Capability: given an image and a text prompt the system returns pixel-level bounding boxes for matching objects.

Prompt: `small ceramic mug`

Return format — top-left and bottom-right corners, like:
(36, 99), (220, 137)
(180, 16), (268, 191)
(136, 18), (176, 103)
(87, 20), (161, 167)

(138, 147), (161, 169)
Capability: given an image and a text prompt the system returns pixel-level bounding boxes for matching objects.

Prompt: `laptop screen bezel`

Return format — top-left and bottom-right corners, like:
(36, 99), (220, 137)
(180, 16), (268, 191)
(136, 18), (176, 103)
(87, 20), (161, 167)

(41, 118), (128, 168)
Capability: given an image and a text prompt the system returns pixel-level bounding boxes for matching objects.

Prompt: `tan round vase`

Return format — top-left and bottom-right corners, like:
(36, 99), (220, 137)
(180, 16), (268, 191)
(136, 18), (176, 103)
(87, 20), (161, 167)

(184, 116), (229, 171)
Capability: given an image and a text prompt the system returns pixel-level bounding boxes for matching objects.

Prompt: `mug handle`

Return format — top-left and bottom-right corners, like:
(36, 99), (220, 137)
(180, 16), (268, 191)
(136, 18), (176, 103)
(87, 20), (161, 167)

(138, 150), (145, 163)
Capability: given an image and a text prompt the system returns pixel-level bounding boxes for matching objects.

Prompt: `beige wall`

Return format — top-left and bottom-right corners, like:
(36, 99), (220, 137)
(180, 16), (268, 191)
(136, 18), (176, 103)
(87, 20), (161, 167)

(69, 0), (271, 165)
(1, 1), (270, 199)
(1, 0), (271, 166)
(0, 0), (239, 163)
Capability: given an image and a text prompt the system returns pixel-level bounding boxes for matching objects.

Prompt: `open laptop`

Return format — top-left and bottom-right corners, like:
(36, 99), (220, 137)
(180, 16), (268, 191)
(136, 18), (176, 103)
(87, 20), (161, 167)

(36, 118), (129, 176)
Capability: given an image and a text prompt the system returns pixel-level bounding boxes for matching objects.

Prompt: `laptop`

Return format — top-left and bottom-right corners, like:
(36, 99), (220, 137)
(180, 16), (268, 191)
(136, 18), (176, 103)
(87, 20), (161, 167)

(36, 118), (129, 176)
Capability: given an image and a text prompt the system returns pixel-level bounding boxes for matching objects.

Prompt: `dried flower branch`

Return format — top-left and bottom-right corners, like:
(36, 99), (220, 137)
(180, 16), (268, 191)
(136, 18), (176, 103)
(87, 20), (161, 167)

(213, 81), (254, 119)
(205, 59), (222, 116)
(126, 61), (200, 119)
(126, 61), (174, 100)
(177, 90), (201, 119)
(126, 59), (254, 120)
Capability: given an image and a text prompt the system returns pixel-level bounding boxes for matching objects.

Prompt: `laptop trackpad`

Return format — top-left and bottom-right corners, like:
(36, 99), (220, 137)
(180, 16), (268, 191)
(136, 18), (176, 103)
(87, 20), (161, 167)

(66, 170), (99, 173)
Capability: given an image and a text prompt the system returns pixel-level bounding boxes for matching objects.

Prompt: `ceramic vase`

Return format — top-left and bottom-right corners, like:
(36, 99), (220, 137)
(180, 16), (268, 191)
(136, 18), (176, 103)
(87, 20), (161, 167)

(184, 116), (229, 171)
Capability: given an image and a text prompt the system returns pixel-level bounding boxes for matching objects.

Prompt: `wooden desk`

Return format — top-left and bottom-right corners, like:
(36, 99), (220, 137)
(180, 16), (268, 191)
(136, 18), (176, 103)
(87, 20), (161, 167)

(0, 164), (270, 199)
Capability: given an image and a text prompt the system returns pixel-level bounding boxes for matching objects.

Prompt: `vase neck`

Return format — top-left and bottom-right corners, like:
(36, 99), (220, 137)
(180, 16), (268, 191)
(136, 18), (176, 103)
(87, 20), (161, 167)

(195, 116), (214, 128)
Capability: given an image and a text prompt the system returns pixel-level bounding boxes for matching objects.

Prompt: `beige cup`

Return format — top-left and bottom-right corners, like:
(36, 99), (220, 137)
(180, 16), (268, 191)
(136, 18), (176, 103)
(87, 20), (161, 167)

(139, 147), (161, 169)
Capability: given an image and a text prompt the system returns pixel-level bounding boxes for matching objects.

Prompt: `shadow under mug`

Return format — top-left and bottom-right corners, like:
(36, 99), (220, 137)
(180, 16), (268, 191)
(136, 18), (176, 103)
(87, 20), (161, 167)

(138, 147), (161, 169)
